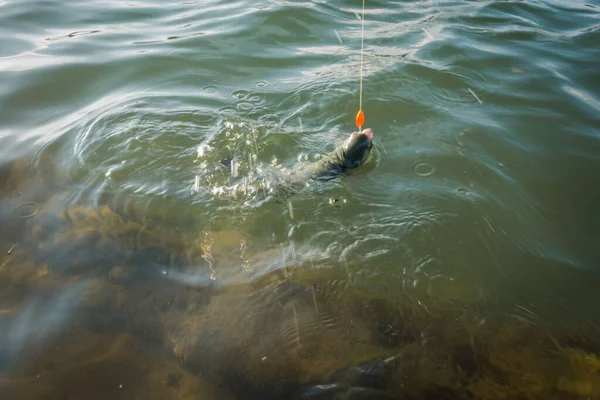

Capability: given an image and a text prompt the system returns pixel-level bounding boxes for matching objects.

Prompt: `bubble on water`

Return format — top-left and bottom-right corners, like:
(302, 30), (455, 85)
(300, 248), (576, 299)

(248, 95), (262, 103)
(13, 202), (39, 219)
(255, 81), (269, 88)
(326, 242), (342, 255)
(411, 160), (435, 177)
(202, 85), (218, 93)
(219, 107), (236, 117)
(236, 102), (253, 112)
(297, 153), (309, 162)
(329, 198), (346, 207)
(456, 187), (470, 196)
(231, 89), (249, 99)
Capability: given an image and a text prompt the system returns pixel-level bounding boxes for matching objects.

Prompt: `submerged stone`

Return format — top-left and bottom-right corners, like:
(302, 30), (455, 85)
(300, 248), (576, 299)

(2, 203), (600, 399)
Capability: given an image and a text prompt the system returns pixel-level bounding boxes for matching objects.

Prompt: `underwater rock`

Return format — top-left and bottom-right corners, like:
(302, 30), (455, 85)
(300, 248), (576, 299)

(3, 203), (600, 400)
(291, 356), (397, 400)
(161, 267), (413, 398)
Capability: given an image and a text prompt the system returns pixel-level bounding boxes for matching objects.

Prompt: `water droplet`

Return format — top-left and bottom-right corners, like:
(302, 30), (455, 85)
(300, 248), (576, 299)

(193, 175), (200, 193)
(197, 144), (211, 157)
(231, 89), (249, 99)
(297, 153), (308, 162)
(231, 159), (239, 177)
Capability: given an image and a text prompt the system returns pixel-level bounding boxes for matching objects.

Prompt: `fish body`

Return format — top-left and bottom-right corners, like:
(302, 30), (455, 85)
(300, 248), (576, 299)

(292, 128), (374, 182)
(220, 128), (374, 198)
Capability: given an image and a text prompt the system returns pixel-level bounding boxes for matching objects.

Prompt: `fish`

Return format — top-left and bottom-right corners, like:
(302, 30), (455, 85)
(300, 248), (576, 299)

(219, 128), (375, 199)
(293, 128), (374, 181)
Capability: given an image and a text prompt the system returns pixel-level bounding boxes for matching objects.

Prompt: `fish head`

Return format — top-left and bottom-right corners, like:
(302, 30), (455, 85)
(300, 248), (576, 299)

(340, 128), (373, 169)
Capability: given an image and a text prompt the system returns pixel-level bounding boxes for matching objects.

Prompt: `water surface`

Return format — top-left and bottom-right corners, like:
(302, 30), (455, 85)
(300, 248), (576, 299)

(1, 0), (600, 399)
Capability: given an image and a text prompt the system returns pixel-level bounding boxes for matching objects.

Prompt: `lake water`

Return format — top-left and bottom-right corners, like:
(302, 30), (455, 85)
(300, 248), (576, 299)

(1, 0), (600, 399)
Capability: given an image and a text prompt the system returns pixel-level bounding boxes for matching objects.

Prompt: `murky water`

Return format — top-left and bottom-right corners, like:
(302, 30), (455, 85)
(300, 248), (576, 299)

(1, 0), (600, 399)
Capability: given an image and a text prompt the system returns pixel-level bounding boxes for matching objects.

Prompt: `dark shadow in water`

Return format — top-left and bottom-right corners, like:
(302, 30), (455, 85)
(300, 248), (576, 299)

(1, 180), (600, 399)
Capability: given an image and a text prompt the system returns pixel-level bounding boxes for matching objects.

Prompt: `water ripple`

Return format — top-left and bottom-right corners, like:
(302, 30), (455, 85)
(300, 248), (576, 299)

(1, 0), (600, 391)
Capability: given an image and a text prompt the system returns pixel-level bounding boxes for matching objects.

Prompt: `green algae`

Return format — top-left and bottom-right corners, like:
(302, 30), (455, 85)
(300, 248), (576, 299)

(1, 203), (600, 399)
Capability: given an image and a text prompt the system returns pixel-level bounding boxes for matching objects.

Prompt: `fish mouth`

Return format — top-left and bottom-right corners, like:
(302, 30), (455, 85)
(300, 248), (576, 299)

(362, 128), (373, 150)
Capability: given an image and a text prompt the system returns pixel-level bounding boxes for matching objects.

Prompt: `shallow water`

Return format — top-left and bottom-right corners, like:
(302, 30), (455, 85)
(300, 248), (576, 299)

(1, 0), (600, 399)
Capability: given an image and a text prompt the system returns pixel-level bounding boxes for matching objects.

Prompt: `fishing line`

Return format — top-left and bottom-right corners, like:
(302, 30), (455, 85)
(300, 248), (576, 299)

(356, 0), (366, 130)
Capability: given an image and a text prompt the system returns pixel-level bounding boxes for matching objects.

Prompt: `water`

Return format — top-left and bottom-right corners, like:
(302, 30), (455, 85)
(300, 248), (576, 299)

(1, 0), (600, 398)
